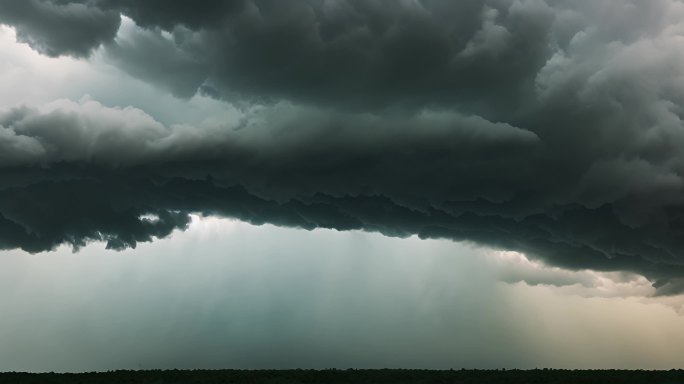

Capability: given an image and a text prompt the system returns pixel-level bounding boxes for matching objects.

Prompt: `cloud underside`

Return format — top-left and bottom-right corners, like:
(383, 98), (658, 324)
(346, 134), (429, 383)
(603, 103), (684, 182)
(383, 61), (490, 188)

(2, 0), (684, 294)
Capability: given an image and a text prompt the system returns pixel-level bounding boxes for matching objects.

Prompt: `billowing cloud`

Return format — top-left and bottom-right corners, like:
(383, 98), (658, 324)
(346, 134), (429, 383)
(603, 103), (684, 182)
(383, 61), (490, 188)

(102, 0), (553, 111)
(1, 0), (552, 109)
(0, 99), (540, 250)
(2, 0), (684, 294)
(0, 0), (120, 57)
(94, 0), (246, 30)
(0, 98), (683, 296)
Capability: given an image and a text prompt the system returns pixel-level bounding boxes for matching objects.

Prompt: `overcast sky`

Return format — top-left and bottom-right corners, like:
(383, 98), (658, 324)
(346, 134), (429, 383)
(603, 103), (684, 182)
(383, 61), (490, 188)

(2, 0), (684, 372)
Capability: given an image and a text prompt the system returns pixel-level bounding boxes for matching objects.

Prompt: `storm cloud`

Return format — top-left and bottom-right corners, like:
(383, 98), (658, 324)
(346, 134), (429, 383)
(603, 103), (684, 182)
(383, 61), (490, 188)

(104, 0), (553, 110)
(2, 0), (684, 294)
(0, 0), (120, 57)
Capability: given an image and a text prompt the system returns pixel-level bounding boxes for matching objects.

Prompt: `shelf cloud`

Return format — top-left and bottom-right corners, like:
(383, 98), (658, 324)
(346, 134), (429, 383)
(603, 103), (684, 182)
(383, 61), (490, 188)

(3, 0), (684, 294)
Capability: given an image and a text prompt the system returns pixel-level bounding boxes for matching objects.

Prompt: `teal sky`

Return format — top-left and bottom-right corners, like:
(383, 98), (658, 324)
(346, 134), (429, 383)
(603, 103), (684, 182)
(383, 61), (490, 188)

(1, 217), (684, 372)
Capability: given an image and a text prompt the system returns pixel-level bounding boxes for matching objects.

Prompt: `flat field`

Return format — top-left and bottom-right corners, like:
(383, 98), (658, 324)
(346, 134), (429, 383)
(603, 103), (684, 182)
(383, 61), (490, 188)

(2, 369), (684, 384)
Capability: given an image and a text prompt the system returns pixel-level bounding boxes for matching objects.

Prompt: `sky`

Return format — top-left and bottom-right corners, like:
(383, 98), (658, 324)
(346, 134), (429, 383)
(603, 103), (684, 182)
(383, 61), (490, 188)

(2, 0), (684, 371)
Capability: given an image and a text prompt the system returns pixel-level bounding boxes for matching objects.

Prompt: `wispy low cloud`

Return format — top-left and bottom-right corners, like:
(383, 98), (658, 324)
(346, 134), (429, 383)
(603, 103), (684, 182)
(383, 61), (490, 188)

(486, 250), (657, 298)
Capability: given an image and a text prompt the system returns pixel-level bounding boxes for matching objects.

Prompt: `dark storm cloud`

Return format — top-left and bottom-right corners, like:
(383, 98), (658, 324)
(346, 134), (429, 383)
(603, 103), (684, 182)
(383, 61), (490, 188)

(94, 0), (247, 30)
(0, 0), (553, 111)
(3, 98), (684, 295)
(1, 0), (678, 113)
(0, 0), (120, 57)
(3, 0), (684, 294)
(105, 0), (554, 113)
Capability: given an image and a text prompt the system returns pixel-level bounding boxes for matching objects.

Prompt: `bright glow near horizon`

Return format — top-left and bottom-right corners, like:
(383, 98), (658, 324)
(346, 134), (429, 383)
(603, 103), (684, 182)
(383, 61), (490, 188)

(0, 216), (683, 371)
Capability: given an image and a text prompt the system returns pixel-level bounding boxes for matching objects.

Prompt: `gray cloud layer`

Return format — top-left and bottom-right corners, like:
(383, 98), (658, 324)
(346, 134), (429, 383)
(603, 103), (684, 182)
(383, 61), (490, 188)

(0, 0), (120, 57)
(105, 0), (552, 107)
(3, 0), (684, 294)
